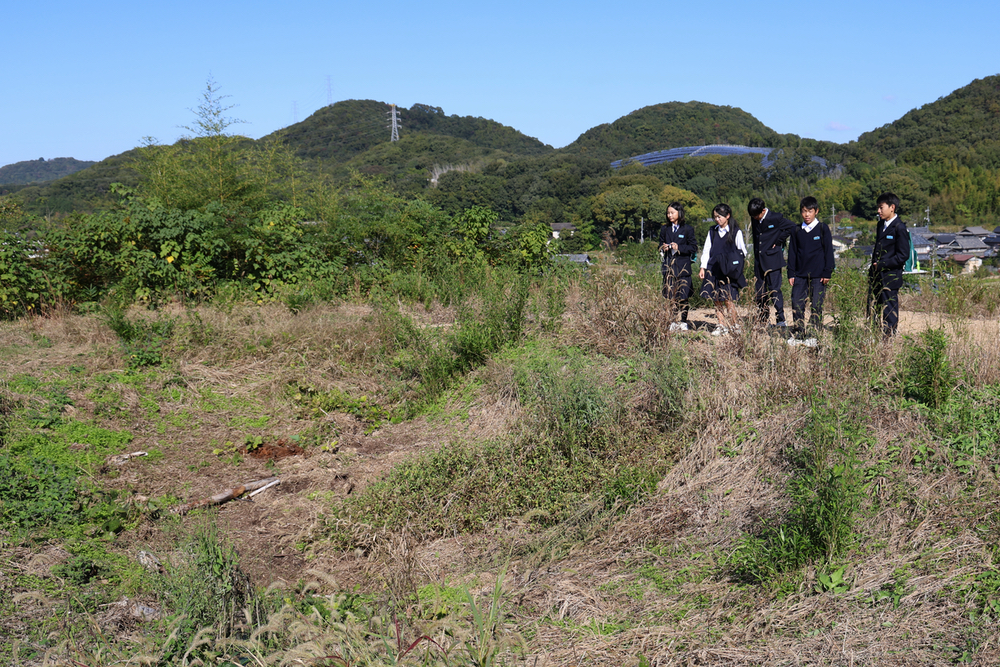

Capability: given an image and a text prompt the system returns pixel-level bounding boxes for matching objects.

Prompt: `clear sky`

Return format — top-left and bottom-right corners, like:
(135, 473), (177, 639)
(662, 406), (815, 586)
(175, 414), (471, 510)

(3, 0), (999, 168)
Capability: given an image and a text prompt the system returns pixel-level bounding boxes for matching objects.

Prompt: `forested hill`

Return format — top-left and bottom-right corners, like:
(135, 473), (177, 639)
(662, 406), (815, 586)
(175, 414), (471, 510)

(0, 157), (96, 185)
(563, 101), (789, 159)
(11, 76), (1000, 226)
(267, 100), (554, 164)
(856, 75), (1000, 166)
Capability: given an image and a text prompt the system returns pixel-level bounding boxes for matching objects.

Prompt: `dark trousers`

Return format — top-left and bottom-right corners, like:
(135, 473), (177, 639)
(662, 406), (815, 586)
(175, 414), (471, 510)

(791, 278), (827, 330)
(868, 270), (901, 336)
(753, 266), (785, 324)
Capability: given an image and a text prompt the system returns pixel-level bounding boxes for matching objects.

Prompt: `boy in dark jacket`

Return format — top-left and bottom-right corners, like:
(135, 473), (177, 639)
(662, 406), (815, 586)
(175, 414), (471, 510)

(748, 198), (796, 327)
(868, 192), (909, 337)
(787, 196), (835, 334)
(658, 202), (698, 330)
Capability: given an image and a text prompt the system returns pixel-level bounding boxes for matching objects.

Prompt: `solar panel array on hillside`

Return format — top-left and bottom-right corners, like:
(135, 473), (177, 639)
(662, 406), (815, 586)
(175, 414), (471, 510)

(610, 144), (774, 169)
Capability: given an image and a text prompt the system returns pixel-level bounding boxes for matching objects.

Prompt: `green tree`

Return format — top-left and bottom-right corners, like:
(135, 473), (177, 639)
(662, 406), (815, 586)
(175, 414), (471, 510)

(132, 78), (303, 215)
(591, 184), (665, 242)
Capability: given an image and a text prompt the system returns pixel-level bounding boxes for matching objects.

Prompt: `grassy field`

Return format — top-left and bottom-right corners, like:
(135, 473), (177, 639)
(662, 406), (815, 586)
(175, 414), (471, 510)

(2, 258), (1000, 666)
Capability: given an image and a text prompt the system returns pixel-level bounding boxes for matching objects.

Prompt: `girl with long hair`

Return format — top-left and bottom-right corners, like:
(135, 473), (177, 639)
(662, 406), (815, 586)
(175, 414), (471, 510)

(698, 203), (748, 335)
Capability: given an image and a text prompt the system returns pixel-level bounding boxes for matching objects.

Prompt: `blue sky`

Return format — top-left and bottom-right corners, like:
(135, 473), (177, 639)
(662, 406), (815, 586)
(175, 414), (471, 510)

(3, 0), (999, 168)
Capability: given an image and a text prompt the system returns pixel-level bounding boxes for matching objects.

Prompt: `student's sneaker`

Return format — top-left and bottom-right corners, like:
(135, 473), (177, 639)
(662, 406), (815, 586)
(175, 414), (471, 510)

(712, 326), (729, 337)
(787, 336), (818, 347)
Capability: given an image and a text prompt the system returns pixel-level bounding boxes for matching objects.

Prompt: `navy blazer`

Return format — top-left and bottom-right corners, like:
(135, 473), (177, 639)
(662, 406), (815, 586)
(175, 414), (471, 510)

(751, 209), (795, 272)
(870, 216), (909, 288)
(658, 223), (697, 272)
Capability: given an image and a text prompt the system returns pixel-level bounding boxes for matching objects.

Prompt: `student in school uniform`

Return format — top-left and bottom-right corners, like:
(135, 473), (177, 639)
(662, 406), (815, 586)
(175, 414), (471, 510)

(787, 196), (835, 335)
(868, 192), (909, 337)
(698, 203), (747, 336)
(658, 201), (698, 330)
(747, 197), (796, 327)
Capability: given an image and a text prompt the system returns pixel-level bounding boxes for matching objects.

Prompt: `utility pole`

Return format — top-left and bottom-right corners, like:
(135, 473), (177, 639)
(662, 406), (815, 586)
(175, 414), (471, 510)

(387, 104), (400, 142)
(926, 206), (936, 284)
(831, 204), (836, 236)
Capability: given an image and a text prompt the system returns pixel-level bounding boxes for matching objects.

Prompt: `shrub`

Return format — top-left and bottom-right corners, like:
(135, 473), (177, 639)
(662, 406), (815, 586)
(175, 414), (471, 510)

(0, 229), (69, 317)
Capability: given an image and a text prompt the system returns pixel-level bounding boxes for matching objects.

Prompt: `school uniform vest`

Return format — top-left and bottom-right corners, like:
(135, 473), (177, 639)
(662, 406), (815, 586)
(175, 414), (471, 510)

(707, 226), (747, 287)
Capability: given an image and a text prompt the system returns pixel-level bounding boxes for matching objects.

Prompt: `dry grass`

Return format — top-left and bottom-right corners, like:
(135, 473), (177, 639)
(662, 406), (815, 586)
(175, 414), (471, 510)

(3, 281), (1000, 666)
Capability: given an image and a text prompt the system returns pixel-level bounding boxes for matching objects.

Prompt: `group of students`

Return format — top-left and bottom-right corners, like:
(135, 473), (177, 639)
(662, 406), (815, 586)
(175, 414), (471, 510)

(658, 192), (908, 337)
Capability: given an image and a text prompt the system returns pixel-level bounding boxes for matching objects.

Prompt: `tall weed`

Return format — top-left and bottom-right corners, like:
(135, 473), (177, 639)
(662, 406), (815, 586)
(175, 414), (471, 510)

(519, 353), (619, 462)
(377, 268), (529, 410)
(729, 398), (867, 584)
(900, 328), (955, 410)
(934, 276), (1000, 317)
(102, 305), (176, 368)
(160, 525), (261, 662)
(585, 268), (673, 352)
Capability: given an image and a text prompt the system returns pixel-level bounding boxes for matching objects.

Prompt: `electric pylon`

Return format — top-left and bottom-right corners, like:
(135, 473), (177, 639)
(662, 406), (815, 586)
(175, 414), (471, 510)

(387, 104), (400, 142)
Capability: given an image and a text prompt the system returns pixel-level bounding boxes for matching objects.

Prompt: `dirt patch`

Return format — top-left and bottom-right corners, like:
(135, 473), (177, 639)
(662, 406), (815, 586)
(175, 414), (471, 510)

(245, 439), (307, 460)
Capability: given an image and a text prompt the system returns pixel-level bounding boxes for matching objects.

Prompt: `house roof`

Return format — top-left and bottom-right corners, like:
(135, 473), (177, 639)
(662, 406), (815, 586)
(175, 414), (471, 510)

(549, 222), (577, 231)
(908, 226), (931, 236)
(959, 226), (991, 236)
(950, 254), (981, 262)
(910, 233), (932, 247)
(931, 233), (955, 244)
(948, 236), (989, 250)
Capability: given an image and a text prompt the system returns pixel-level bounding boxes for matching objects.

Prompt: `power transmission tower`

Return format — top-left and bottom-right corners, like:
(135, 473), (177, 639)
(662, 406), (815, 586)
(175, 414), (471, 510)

(387, 104), (400, 142)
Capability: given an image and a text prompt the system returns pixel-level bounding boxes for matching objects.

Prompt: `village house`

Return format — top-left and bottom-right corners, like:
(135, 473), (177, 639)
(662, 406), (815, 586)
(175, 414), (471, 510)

(949, 254), (983, 274)
(548, 222), (577, 240)
(944, 234), (990, 257)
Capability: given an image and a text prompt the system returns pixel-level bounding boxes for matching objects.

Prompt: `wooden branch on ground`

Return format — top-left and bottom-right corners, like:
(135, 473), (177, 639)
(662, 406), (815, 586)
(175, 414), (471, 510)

(171, 477), (279, 515)
(109, 451), (148, 465)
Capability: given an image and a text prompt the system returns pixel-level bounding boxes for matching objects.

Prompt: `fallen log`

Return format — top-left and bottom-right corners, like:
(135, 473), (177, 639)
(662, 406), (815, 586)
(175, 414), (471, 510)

(171, 477), (278, 515)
